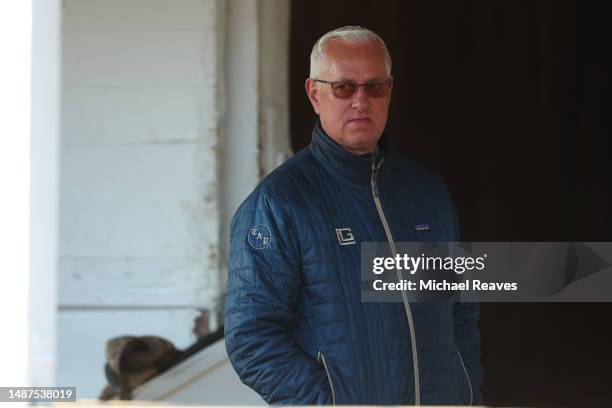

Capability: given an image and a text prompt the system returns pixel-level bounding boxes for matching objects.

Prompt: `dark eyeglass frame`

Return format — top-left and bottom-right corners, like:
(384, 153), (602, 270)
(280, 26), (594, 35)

(310, 77), (393, 99)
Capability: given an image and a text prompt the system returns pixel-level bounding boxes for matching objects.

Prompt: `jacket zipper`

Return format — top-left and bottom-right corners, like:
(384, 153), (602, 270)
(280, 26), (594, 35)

(456, 349), (473, 406)
(370, 158), (421, 406)
(318, 351), (336, 405)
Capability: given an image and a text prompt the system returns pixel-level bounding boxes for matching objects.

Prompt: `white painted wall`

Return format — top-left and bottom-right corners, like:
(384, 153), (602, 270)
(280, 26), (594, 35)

(0, 0), (34, 392)
(59, 0), (225, 398)
(29, 0), (61, 388)
(59, 0), (291, 401)
(0, 0), (61, 393)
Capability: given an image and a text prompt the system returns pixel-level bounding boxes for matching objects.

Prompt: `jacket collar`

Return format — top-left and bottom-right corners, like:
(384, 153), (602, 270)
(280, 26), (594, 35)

(309, 120), (386, 187)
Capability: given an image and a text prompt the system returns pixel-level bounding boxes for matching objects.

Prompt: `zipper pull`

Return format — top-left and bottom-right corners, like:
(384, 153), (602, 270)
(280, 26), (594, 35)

(370, 164), (379, 198)
(371, 158), (384, 197)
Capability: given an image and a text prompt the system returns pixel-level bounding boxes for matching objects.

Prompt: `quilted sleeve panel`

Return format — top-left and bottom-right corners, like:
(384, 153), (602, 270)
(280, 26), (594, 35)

(224, 188), (332, 405)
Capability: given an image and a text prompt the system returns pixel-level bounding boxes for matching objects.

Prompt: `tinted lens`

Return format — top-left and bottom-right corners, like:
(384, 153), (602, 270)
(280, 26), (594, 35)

(332, 83), (356, 99)
(330, 81), (390, 99)
(364, 82), (389, 98)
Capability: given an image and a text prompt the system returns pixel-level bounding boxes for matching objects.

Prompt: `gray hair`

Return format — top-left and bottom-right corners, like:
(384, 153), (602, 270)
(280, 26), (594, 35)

(309, 26), (392, 78)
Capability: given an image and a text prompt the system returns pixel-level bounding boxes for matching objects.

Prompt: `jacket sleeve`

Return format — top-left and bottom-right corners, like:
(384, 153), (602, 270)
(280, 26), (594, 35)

(224, 189), (332, 405)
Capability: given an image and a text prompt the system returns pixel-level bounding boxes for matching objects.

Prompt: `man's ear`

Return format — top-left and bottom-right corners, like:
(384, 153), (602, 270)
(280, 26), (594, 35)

(305, 78), (320, 115)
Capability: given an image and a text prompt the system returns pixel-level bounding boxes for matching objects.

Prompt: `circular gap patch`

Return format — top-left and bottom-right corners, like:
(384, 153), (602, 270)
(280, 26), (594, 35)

(248, 224), (272, 249)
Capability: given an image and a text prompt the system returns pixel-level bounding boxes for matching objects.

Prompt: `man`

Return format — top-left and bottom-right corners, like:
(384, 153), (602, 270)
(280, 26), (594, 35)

(225, 26), (483, 405)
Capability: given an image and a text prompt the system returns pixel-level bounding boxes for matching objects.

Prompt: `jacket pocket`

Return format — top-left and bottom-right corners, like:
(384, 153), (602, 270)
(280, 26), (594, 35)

(317, 351), (336, 405)
(456, 349), (473, 406)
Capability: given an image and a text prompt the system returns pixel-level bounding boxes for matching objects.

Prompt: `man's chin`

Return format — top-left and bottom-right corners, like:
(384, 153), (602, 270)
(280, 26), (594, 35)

(344, 133), (379, 154)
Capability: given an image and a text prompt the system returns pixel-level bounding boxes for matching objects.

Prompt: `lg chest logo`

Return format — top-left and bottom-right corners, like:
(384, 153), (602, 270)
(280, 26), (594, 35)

(335, 227), (356, 246)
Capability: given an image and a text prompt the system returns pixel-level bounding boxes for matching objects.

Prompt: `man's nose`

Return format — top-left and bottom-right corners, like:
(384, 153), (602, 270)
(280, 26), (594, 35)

(351, 85), (370, 110)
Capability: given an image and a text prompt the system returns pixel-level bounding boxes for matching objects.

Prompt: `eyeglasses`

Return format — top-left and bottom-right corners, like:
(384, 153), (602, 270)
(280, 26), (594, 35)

(310, 77), (393, 99)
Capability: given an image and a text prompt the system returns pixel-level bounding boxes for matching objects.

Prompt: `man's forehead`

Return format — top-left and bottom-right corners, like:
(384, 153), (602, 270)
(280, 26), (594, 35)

(322, 41), (388, 80)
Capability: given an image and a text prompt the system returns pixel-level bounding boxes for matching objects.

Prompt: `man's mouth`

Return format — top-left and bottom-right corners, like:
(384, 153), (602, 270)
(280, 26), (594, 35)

(347, 117), (372, 124)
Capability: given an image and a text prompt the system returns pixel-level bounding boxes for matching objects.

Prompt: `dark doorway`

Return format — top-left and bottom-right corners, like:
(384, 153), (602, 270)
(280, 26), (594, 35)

(290, 1), (612, 406)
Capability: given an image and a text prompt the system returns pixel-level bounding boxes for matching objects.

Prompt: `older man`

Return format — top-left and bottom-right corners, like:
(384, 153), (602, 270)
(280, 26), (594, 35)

(225, 26), (483, 405)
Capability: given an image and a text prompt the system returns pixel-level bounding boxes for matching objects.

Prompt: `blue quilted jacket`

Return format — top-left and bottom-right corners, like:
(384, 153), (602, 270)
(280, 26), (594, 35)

(225, 122), (483, 405)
